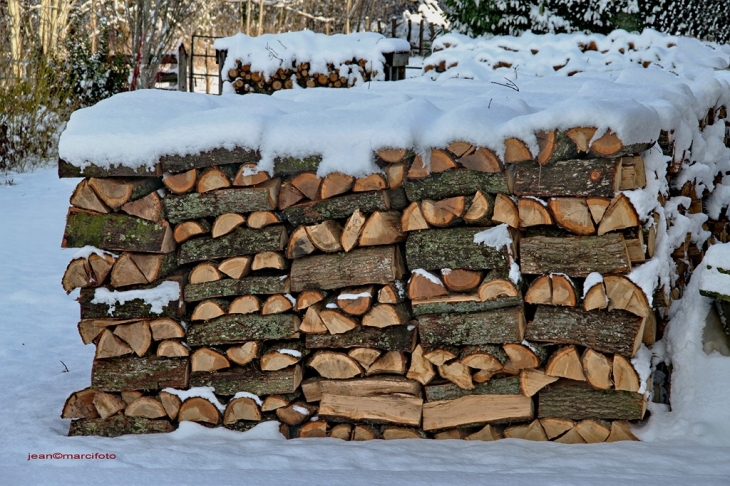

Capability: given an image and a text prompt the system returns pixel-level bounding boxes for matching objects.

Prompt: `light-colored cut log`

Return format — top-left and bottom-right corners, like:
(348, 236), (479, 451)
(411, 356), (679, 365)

(613, 354), (640, 392)
(401, 202), (430, 232)
(384, 163), (406, 188)
(320, 172), (354, 199)
(129, 253), (170, 283)
(504, 138), (532, 163)
(156, 340), (189, 357)
(540, 418), (575, 439)
(583, 281), (608, 311)
(421, 197), (465, 227)
(626, 238), (645, 264)
(582, 349), (613, 390)
(278, 181), (304, 210)
(299, 304), (328, 334)
(78, 319), (126, 345)
(586, 197), (611, 224)
(351, 425), (377, 440)
(467, 424), (504, 441)
(287, 226), (316, 259)
(590, 130), (623, 157)
(408, 150), (457, 178)
(422, 395), (533, 431)
(438, 361), (474, 390)
(353, 173), (387, 192)
(247, 210), (280, 229)
(447, 141), (476, 158)
(299, 420), (328, 438)
(460, 147), (502, 172)
(348, 348), (382, 369)
(407, 344), (436, 385)
(461, 352), (502, 372)
(173, 220), (209, 243)
(619, 156), (646, 190)
(341, 208), (367, 252)
(229, 295), (261, 315)
(503, 343), (542, 370)
(319, 309), (358, 334)
(384, 428), (423, 439)
(425, 349), (458, 366)
(306, 220), (343, 253)
(159, 391), (181, 419)
(362, 304), (410, 328)
(113, 321), (152, 357)
(606, 420), (639, 442)
(597, 194), (640, 235)
(189, 263), (222, 284)
(261, 395), (291, 412)
(252, 251), (288, 271)
(378, 281), (405, 304)
(603, 275), (651, 318)
(217, 256), (252, 279)
(62, 258), (93, 293)
(319, 394), (423, 427)
(261, 350), (300, 371)
(367, 351), (407, 375)
(525, 275), (552, 305)
(164, 169), (197, 194)
(472, 369), (499, 383)
(552, 274), (578, 306)
(291, 172), (323, 200)
(479, 278), (520, 301)
(191, 347), (230, 372)
(463, 190), (493, 225)
(545, 346), (586, 381)
(212, 213), (246, 238)
(359, 211), (405, 246)
(442, 269), (482, 292)
(191, 300), (227, 321)
(520, 369), (559, 397)
(337, 286), (373, 316)
(125, 397), (167, 419)
(93, 392), (125, 419)
(296, 290), (326, 310)
(492, 194), (519, 228)
(86, 178), (157, 210)
(62, 389), (100, 419)
(197, 167), (231, 193)
(518, 197), (553, 228)
(110, 253), (147, 287)
(309, 351), (362, 379)
(575, 419), (611, 443)
(504, 420), (548, 441)
(553, 427), (587, 444)
(70, 179), (110, 213)
(121, 191), (164, 222)
(88, 253), (116, 285)
(548, 198), (595, 235)
(408, 270), (448, 299)
(120, 391), (144, 406)
(566, 127), (597, 153)
(178, 397), (221, 425)
(233, 164), (270, 187)
(378, 148), (407, 163)
(224, 397), (262, 424)
(261, 294), (294, 315)
(95, 329), (134, 359)
(226, 342), (259, 366)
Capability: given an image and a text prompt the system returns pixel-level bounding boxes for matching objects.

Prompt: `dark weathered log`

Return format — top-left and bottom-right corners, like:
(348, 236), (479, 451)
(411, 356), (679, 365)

(91, 356), (188, 391)
(163, 186), (277, 224)
(273, 154), (321, 176)
(305, 326), (416, 352)
(513, 158), (621, 198)
(62, 209), (175, 253)
(68, 415), (173, 437)
(411, 295), (522, 316)
(283, 191), (391, 226)
(178, 225), (287, 265)
(159, 147), (259, 173)
(526, 306), (644, 357)
(418, 307), (526, 348)
(405, 227), (508, 271)
(538, 381), (646, 420)
(519, 234), (631, 277)
(184, 275), (289, 301)
(59, 159), (159, 178)
(190, 365), (302, 396)
(78, 281), (182, 320)
(424, 376), (521, 402)
(187, 313), (300, 346)
(290, 245), (405, 292)
(403, 169), (508, 201)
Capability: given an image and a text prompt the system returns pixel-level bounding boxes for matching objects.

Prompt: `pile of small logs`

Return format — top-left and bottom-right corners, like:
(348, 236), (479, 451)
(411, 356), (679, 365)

(58, 102), (729, 441)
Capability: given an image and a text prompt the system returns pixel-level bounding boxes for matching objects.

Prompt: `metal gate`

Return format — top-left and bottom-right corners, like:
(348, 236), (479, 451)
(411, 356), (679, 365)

(188, 34), (224, 94)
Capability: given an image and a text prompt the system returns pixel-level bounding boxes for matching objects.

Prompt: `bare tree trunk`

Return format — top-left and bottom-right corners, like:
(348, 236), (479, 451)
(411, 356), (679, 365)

(257, 0), (265, 36)
(345, 0), (352, 34)
(246, 0), (252, 35)
(8, 0), (23, 78)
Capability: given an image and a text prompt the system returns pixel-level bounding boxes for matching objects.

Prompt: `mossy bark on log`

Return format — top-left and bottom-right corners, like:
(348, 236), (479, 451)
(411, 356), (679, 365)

(79, 283), (182, 320)
(403, 169), (508, 201)
(699, 288), (730, 302)
(538, 130), (579, 165)
(91, 356), (189, 391)
(178, 225), (287, 265)
(520, 234), (631, 277)
(159, 147), (259, 173)
(68, 415), (174, 437)
(190, 365), (302, 396)
(63, 209), (174, 253)
(513, 158), (621, 198)
(283, 191), (391, 225)
(418, 307), (526, 348)
(526, 306), (644, 357)
(163, 187), (276, 224)
(412, 295), (522, 316)
(274, 155), (322, 176)
(184, 275), (289, 301)
(425, 376), (522, 402)
(386, 187), (409, 211)
(187, 313), (300, 346)
(58, 159), (160, 178)
(538, 381), (646, 420)
(290, 245), (405, 291)
(305, 326), (416, 352)
(405, 227), (508, 271)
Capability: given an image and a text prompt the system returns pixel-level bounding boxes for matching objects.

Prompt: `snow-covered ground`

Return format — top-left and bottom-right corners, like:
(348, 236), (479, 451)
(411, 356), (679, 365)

(1, 167), (730, 485)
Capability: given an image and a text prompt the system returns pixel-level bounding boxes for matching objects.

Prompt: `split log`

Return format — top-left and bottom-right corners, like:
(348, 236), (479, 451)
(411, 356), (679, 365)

(540, 417), (575, 439)
(463, 191), (494, 225)
(319, 309), (358, 334)
(442, 269), (482, 292)
(251, 251), (288, 271)
(301, 376), (422, 402)
(403, 169), (508, 201)
(297, 290), (326, 311)
(68, 415), (173, 437)
(367, 351), (407, 375)
(87, 177), (161, 211)
(513, 158), (622, 198)
(191, 348), (230, 372)
(247, 210), (280, 229)
(158, 391), (181, 419)
(62, 258), (94, 293)
(583, 281), (608, 311)
(407, 344), (436, 385)
(211, 213), (246, 238)
(407, 150), (457, 179)
(261, 294), (294, 315)
(603, 275), (651, 318)
(525, 274), (577, 306)
(411, 294), (522, 316)
(619, 156), (647, 190)
(519, 234), (631, 277)
(278, 402), (316, 426)
(447, 141), (476, 158)
(408, 270), (448, 300)
(575, 419), (611, 443)
(359, 211), (406, 246)
(290, 172), (322, 200)
(186, 313), (300, 346)
(504, 420), (548, 441)
(461, 344), (507, 371)
(545, 346), (586, 381)
(305, 326), (416, 352)
(613, 354), (641, 392)
(91, 356), (189, 391)
(466, 424), (504, 441)
(149, 318), (185, 340)
(125, 397), (167, 419)
(401, 202), (429, 232)
(233, 164), (270, 187)
(62, 389), (100, 419)
(178, 397), (221, 425)
(189, 365), (302, 396)
(93, 392), (125, 419)
(424, 376), (521, 402)
(377, 148), (408, 164)
(286, 226), (315, 259)
(163, 169), (198, 194)
(459, 147), (502, 172)
(606, 420), (639, 442)
(384, 428), (424, 439)
(492, 194), (519, 228)
(348, 348), (382, 369)
(306, 220), (343, 253)
(520, 369), (559, 397)
(566, 127), (596, 153)
(299, 305), (327, 334)
(226, 342), (259, 366)
(518, 197), (553, 228)
(378, 281), (406, 304)
(184, 275), (290, 301)
(113, 321), (152, 357)
(319, 394), (423, 427)
(587, 197), (611, 224)
(548, 198), (595, 235)
(290, 245), (405, 291)
(109, 253), (154, 288)
(479, 277), (520, 301)
(309, 351), (362, 379)
(536, 130), (579, 165)
(156, 340), (188, 357)
(70, 179), (110, 213)
(189, 263), (222, 284)
(224, 397), (262, 424)
(537, 381), (646, 420)
(160, 147), (259, 173)
(503, 342), (548, 370)
(283, 190), (390, 226)
(121, 391), (143, 405)
(218, 256), (252, 279)
(582, 349), (613, 390)
(422, 395), (533, 431)
(178, 225), (287, 265)
(88, 253), (116, 286)
(597, 194), (640, 235)
(421, 197), (466, 227)
(63, 209), (175, 253)
(384, 163), (406, 189)
(438, 361), (473, 390)
(353, 173), (387, 192)
(261, 394), (296, 412)
(504, 138), (532, 163)
(320, 172), (354, 199)
(196, 167), (231, 193)
(418, 307), (526, 348)
(95, 329), (134, 359)
(278, 181), (305, 209)
(589, 130), (653, 158)
(336, 287), (374, 316)
(405, 227), (508, 271)
(424, 348), (457, 366)
(78, 319), (122, 345)
(173, 220), (210, 243)
(338, 208), (367, 252)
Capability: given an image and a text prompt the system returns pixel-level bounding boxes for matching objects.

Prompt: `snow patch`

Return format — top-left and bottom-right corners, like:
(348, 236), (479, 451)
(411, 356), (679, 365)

(91, 280), (180, 315)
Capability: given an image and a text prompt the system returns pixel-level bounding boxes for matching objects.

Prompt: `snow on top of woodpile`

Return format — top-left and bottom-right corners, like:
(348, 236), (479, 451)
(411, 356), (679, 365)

(214, 31), (410, 84)
(424, 29), (730, 80)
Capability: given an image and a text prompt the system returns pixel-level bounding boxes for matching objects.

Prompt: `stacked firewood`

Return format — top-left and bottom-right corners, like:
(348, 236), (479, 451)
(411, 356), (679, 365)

(58, 107), (728, 441)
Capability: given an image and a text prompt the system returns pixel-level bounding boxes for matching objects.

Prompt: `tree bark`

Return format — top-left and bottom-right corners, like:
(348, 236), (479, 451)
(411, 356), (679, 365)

(513, 158), (621, 198)
(184, 275), (290, 301)
(63, 209), (174, 253)
(186, 313), (300, 346)
(189, 364), (302, 396)
(405, 227), (508, 271)
(68, 415), (173, 437)
(159, 147), (259, 173)
(178, 225), (287, 265)
(305, 325), (416, 352)
(424, 376), (521, 402)
(283, 190), (391, 226)
(91, 356), (188, 392)
(403, 169), (508, 201)
(417, 307), (526, 348)
(538, 381), (646, 420)
(163, 185), (278, 224)
(519, 234), (631, 277)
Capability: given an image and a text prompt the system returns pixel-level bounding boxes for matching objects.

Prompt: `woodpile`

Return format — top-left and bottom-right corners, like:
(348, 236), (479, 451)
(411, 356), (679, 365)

(58, 105), (730, 441)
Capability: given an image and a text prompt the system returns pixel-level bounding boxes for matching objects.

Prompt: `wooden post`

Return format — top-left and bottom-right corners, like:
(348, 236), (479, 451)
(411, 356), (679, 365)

(257, 0), (265, 36)
(377, 18), (382, 34)
(246, 0), (252, 35)
(419, 19), (424, 56)
(365, 16), (369, 32)
(325, 20), (330, 35)
(345, 0), (352, 34)
(407, 19), (412, 45)
(391, 17), (397, 38)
